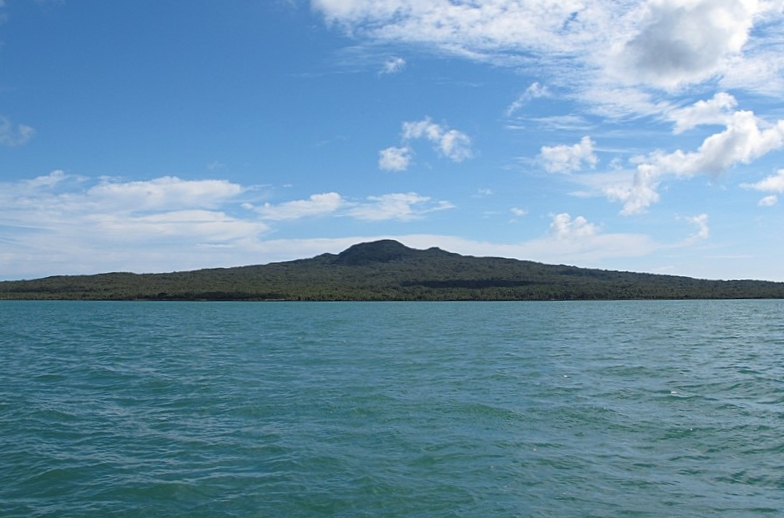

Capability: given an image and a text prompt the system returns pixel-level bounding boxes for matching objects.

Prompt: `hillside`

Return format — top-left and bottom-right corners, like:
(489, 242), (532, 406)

(1, 240), (783, 301)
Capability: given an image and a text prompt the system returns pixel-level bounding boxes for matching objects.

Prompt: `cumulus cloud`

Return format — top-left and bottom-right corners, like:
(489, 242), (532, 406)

(667, 92), (738, 134)
(381, 117), (473, 170)
(612, 0), (756, 90)
(540, 136), (598, 173)
(548, 212), (600, 239)
(379, 146), (413, 171)
(606, 108), (784, 214)
(514, 212), (656, 263)
(741, 169), (784, 206)
(0, 116), (35, 146)
(741, 168), (784, 193)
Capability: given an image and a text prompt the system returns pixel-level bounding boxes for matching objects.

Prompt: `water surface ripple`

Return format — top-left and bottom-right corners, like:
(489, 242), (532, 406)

(1, 300), (782, 516)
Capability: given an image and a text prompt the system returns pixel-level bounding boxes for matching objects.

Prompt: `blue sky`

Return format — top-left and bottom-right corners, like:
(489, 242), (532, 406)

(2, 0), (784, 281)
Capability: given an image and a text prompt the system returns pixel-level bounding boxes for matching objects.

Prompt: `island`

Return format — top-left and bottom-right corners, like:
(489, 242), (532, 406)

(1, 240), (783, 301)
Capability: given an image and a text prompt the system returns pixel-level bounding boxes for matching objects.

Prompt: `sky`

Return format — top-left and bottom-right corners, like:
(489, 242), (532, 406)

(2, 0), (784, 281)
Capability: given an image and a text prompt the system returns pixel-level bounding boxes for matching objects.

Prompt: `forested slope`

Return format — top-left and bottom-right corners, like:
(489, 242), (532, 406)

(2, 240), (783, 300)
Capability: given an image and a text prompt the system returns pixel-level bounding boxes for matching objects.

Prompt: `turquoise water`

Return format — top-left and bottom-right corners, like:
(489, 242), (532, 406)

(1, 300), (782, 517)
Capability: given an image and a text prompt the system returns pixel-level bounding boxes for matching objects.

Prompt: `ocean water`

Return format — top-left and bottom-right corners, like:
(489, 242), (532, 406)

(0, 300), (782, 517)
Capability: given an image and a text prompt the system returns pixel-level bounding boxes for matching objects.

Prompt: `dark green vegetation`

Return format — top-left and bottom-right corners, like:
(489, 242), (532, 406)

(2, 240), (783, 300)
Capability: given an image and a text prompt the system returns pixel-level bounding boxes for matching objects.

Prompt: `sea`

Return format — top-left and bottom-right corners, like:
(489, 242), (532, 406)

(0, 300), (782, 517)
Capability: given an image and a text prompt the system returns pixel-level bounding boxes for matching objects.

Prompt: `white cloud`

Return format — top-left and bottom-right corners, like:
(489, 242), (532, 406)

(540, 136), (598, 173)
(0, 173), (462, 278)
(506, 81), (551, 116)
(548, 212), (600, 239)
(1, 174), (247, 225)
(92, 210), (264, 245)
(402, 118), (442, 141)
(602, 167), (662, 216)
(610, 0), (757, 90)
(0, 172), (689, 280)
(0, 173), (272, 277)
(215, 213), (658, 276)
(255, 192), (345, 220)
(439, 129), (473, 162)
(380, 56), (406, 74)
(24, 170), (70, 189)
(86, 176), (244, 211)
(312, 0), (784, 107)
(430, 212), (654, 264)
(312, 0), (595, 56)
(529, 115), (592, 131)
(510, 207), (527, 217)
(685, 213), (710, 241)
(347, 192), (454, 221)
(741, 168), (784, 193)
(741, 169), (784, 206)
(607, 108), (784, 214)
(381, 117), (473, 170)
(661, 111), (784, 175)
(379, 146), (413, 171)
(0, 116), (35, 146)
(666, 92), (738, 134)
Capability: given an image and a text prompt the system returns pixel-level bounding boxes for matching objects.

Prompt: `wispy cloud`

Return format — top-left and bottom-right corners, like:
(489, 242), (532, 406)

(0, 116), (35, 146)
(685, 213), (710, 242)
(505, 82), (551, 117)
(347, 193), (454, 221)
(0, 173), (462, 277)
(312, 0), (784, 113)
(254, 191), (454, 222)
(254, 192), (345, 220)
(380, 56), (406, 75)
(0, 173), (269, 277)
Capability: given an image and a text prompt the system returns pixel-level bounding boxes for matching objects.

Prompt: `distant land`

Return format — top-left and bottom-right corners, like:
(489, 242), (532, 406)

(2, 240), (783, 301)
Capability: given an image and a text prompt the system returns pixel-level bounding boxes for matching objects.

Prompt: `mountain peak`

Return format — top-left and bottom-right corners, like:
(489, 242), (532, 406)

(333, 240), (417, 266)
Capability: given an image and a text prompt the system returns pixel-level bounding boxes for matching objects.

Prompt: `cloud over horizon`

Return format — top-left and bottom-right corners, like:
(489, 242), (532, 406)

(1, 171), (673, 279)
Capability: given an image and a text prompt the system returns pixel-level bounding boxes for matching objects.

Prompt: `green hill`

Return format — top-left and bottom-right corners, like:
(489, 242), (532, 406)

(2, 240), (783, 300)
